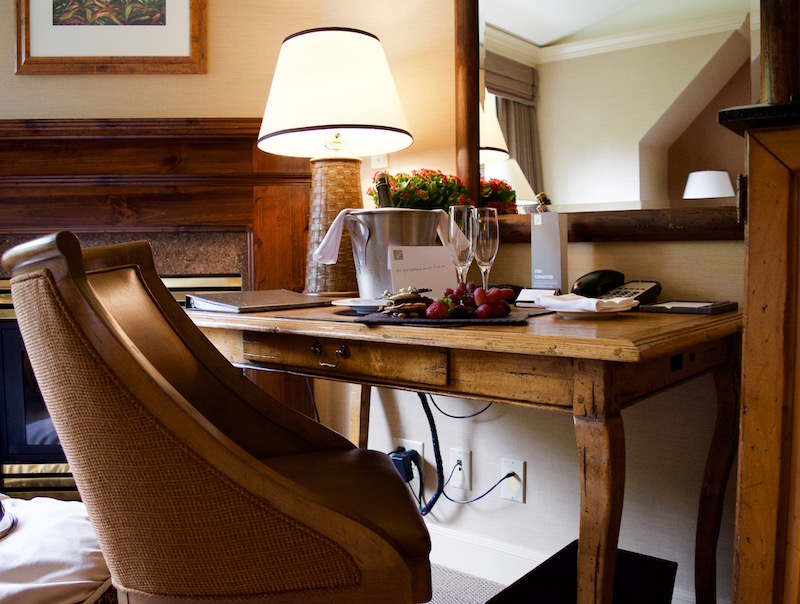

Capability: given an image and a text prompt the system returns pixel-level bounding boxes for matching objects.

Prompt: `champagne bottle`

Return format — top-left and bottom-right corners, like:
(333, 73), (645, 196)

(376, 173), (392, 208)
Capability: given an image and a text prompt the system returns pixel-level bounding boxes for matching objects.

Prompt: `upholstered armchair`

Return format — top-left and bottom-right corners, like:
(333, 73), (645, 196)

(2, 231), (431, 604)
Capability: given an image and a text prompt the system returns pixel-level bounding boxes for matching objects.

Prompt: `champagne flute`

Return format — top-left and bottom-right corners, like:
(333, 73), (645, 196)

(447, 204), (476, 284)
(474, 206), (499, 290)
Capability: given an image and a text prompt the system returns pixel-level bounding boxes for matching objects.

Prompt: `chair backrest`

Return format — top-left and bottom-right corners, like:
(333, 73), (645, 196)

(78, 236), (351, 458)
(2, 232), (367, 599)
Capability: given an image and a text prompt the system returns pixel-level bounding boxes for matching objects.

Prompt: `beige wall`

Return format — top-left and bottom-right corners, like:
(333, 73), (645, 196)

(537, 26), (749, 210)
(667, 60), (750, 205)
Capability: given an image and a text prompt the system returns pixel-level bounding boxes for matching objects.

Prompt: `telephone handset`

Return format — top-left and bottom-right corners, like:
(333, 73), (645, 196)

(571, 270), (624, 297)
(572, 270), (661, 305)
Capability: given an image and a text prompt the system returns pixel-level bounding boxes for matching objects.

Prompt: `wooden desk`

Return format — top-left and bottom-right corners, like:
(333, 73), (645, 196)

(189, 306), (741, 604)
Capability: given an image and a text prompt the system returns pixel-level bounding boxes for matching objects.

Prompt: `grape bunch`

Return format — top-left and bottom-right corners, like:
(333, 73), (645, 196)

(425, 282), (516, 319)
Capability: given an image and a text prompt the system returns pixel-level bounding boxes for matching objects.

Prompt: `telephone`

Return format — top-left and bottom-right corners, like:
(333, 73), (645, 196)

(572, 270), (662, 305)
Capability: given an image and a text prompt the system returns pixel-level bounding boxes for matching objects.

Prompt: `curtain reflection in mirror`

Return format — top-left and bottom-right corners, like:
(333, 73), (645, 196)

(484, 51), (543, 194)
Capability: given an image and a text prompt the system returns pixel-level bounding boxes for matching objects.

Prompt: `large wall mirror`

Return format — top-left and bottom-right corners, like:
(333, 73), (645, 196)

(455, 0), (747, 243)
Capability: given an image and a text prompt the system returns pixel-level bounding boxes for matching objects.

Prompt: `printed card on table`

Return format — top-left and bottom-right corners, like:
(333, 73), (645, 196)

(530, 212), (569, 293)
(388, 246), (455, 294)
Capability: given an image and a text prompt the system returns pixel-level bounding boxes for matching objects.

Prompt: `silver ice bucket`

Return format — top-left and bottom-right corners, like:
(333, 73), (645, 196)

(344, 208), (441, 299)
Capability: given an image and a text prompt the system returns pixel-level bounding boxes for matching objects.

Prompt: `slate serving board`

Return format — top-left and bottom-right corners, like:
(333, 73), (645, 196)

(353, 308), (546, 327)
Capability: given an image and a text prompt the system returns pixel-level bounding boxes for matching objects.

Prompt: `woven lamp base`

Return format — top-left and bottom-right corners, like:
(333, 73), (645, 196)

(305, 157), (362, 296)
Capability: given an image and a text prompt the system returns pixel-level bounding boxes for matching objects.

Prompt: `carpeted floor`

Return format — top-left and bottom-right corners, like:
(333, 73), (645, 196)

(430, 564), (505, 603)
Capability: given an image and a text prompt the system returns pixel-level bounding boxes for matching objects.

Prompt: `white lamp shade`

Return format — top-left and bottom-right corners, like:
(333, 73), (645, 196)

(484, 158), (536, 201)
(258, 28), (413, 158)
(683, 170), (735, 199)
(480, 92), (509, 164)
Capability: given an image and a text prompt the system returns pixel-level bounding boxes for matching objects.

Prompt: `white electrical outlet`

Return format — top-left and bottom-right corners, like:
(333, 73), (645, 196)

(449, 448), (472, 491)
(395, 438), (424, 480)
(370, 154), (389, 170)
(501, 458), (526, 503)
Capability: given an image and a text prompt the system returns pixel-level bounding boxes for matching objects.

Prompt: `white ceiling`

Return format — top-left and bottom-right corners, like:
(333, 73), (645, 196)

(483, 0), (751, 47)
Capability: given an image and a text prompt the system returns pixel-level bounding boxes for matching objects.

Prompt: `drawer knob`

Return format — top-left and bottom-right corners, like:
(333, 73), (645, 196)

(311, 341), (350, 368)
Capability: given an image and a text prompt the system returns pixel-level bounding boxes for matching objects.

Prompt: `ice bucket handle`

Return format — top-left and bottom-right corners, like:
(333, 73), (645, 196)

(344, 214), (370, 266)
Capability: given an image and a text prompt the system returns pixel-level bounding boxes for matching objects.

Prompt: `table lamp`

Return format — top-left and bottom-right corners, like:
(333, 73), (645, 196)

(683, 170), (735, 200)
(258, 27), (413, 295)
(480, 92), (509, 165)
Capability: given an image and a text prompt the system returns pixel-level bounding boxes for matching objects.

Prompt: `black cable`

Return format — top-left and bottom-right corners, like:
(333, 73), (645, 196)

(403, 393), (506, 515)
(417, 392), (444, 516)
(442, 460), (517, 505)
(429, 394), (493, 419)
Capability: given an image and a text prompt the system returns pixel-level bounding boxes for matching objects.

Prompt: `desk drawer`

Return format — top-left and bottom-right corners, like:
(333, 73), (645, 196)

(243, 332), (448, 387)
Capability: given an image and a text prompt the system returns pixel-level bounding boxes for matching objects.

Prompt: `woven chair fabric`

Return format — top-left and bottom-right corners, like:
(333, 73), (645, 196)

(12, 270), (360, 600)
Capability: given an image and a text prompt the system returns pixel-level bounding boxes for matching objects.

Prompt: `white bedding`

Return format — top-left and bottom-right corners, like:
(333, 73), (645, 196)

(0, 494), (111, 604)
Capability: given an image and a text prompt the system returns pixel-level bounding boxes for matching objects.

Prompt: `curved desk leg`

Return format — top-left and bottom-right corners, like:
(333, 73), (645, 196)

(574, 360), (625, 604)
(695, 359), (740, 604)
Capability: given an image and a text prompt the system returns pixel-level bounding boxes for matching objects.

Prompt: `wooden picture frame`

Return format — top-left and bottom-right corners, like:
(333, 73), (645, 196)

(15, 0), (206, 74)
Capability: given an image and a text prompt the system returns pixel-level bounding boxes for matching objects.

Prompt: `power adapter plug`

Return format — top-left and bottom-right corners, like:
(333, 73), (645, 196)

(390, 448), (419, 483)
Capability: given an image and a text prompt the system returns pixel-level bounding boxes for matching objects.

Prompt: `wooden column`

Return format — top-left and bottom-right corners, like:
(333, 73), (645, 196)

(761, 0), (800, 103)
(454, 0), (480, 204)
(734, 126), (800, 603)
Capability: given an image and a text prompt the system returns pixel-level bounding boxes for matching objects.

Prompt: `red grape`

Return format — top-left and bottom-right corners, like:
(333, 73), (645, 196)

(476, 303), (492, 318)
(491, 300), (511, 317)
(486, 288), (503, 304)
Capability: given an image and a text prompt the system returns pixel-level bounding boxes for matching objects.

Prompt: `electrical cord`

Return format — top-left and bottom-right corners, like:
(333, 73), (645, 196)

(417, 392), (443, 516)
(442, 460), (517, 505)
(428, 394), (493, 419)
(403, 393), (514, 515)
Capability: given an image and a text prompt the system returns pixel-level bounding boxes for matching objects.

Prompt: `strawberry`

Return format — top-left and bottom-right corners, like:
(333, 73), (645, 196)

(425, 300), (449, 319)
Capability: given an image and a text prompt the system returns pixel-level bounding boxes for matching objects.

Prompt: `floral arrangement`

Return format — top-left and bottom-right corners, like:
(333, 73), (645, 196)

(479, 177), (517, 214)
(366, 169), (517, 214)
(367, 169), (471, 210)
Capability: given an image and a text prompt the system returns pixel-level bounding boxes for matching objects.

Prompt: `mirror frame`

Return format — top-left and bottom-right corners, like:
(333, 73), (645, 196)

(454, 0), (744, 243)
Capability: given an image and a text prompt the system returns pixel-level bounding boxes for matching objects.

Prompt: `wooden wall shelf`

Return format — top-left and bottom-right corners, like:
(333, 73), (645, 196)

(499, 207), (743, 244)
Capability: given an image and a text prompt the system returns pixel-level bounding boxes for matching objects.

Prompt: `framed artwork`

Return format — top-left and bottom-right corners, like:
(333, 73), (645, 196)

(15, 0), (207, 74)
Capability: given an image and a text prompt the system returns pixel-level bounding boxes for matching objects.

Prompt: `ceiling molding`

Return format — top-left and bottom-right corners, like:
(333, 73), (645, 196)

(485, 12), (750, 65)
(483, 27), (540, 67)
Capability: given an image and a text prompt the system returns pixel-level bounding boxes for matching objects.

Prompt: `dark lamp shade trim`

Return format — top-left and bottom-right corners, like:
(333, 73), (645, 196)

(284, 27), (379, 44)
(257, 125), (413, 158)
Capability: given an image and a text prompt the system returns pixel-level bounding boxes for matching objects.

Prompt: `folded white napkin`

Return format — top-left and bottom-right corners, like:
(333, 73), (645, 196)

(312, 208), (458, 265)
(534, 293), (639, 312)
(312, 208), (357, 264)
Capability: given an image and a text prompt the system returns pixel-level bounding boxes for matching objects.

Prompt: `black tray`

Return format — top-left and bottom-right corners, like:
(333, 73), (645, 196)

(353, 308), (538, 327)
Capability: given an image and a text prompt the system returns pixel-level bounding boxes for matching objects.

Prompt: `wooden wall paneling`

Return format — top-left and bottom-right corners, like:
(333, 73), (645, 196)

(249, 150), (314, 417)
(735, 127), (800, 603)
(0, 118), (315, 417)
(0, 186), (256, 231)
(251, 149), (311, 292)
